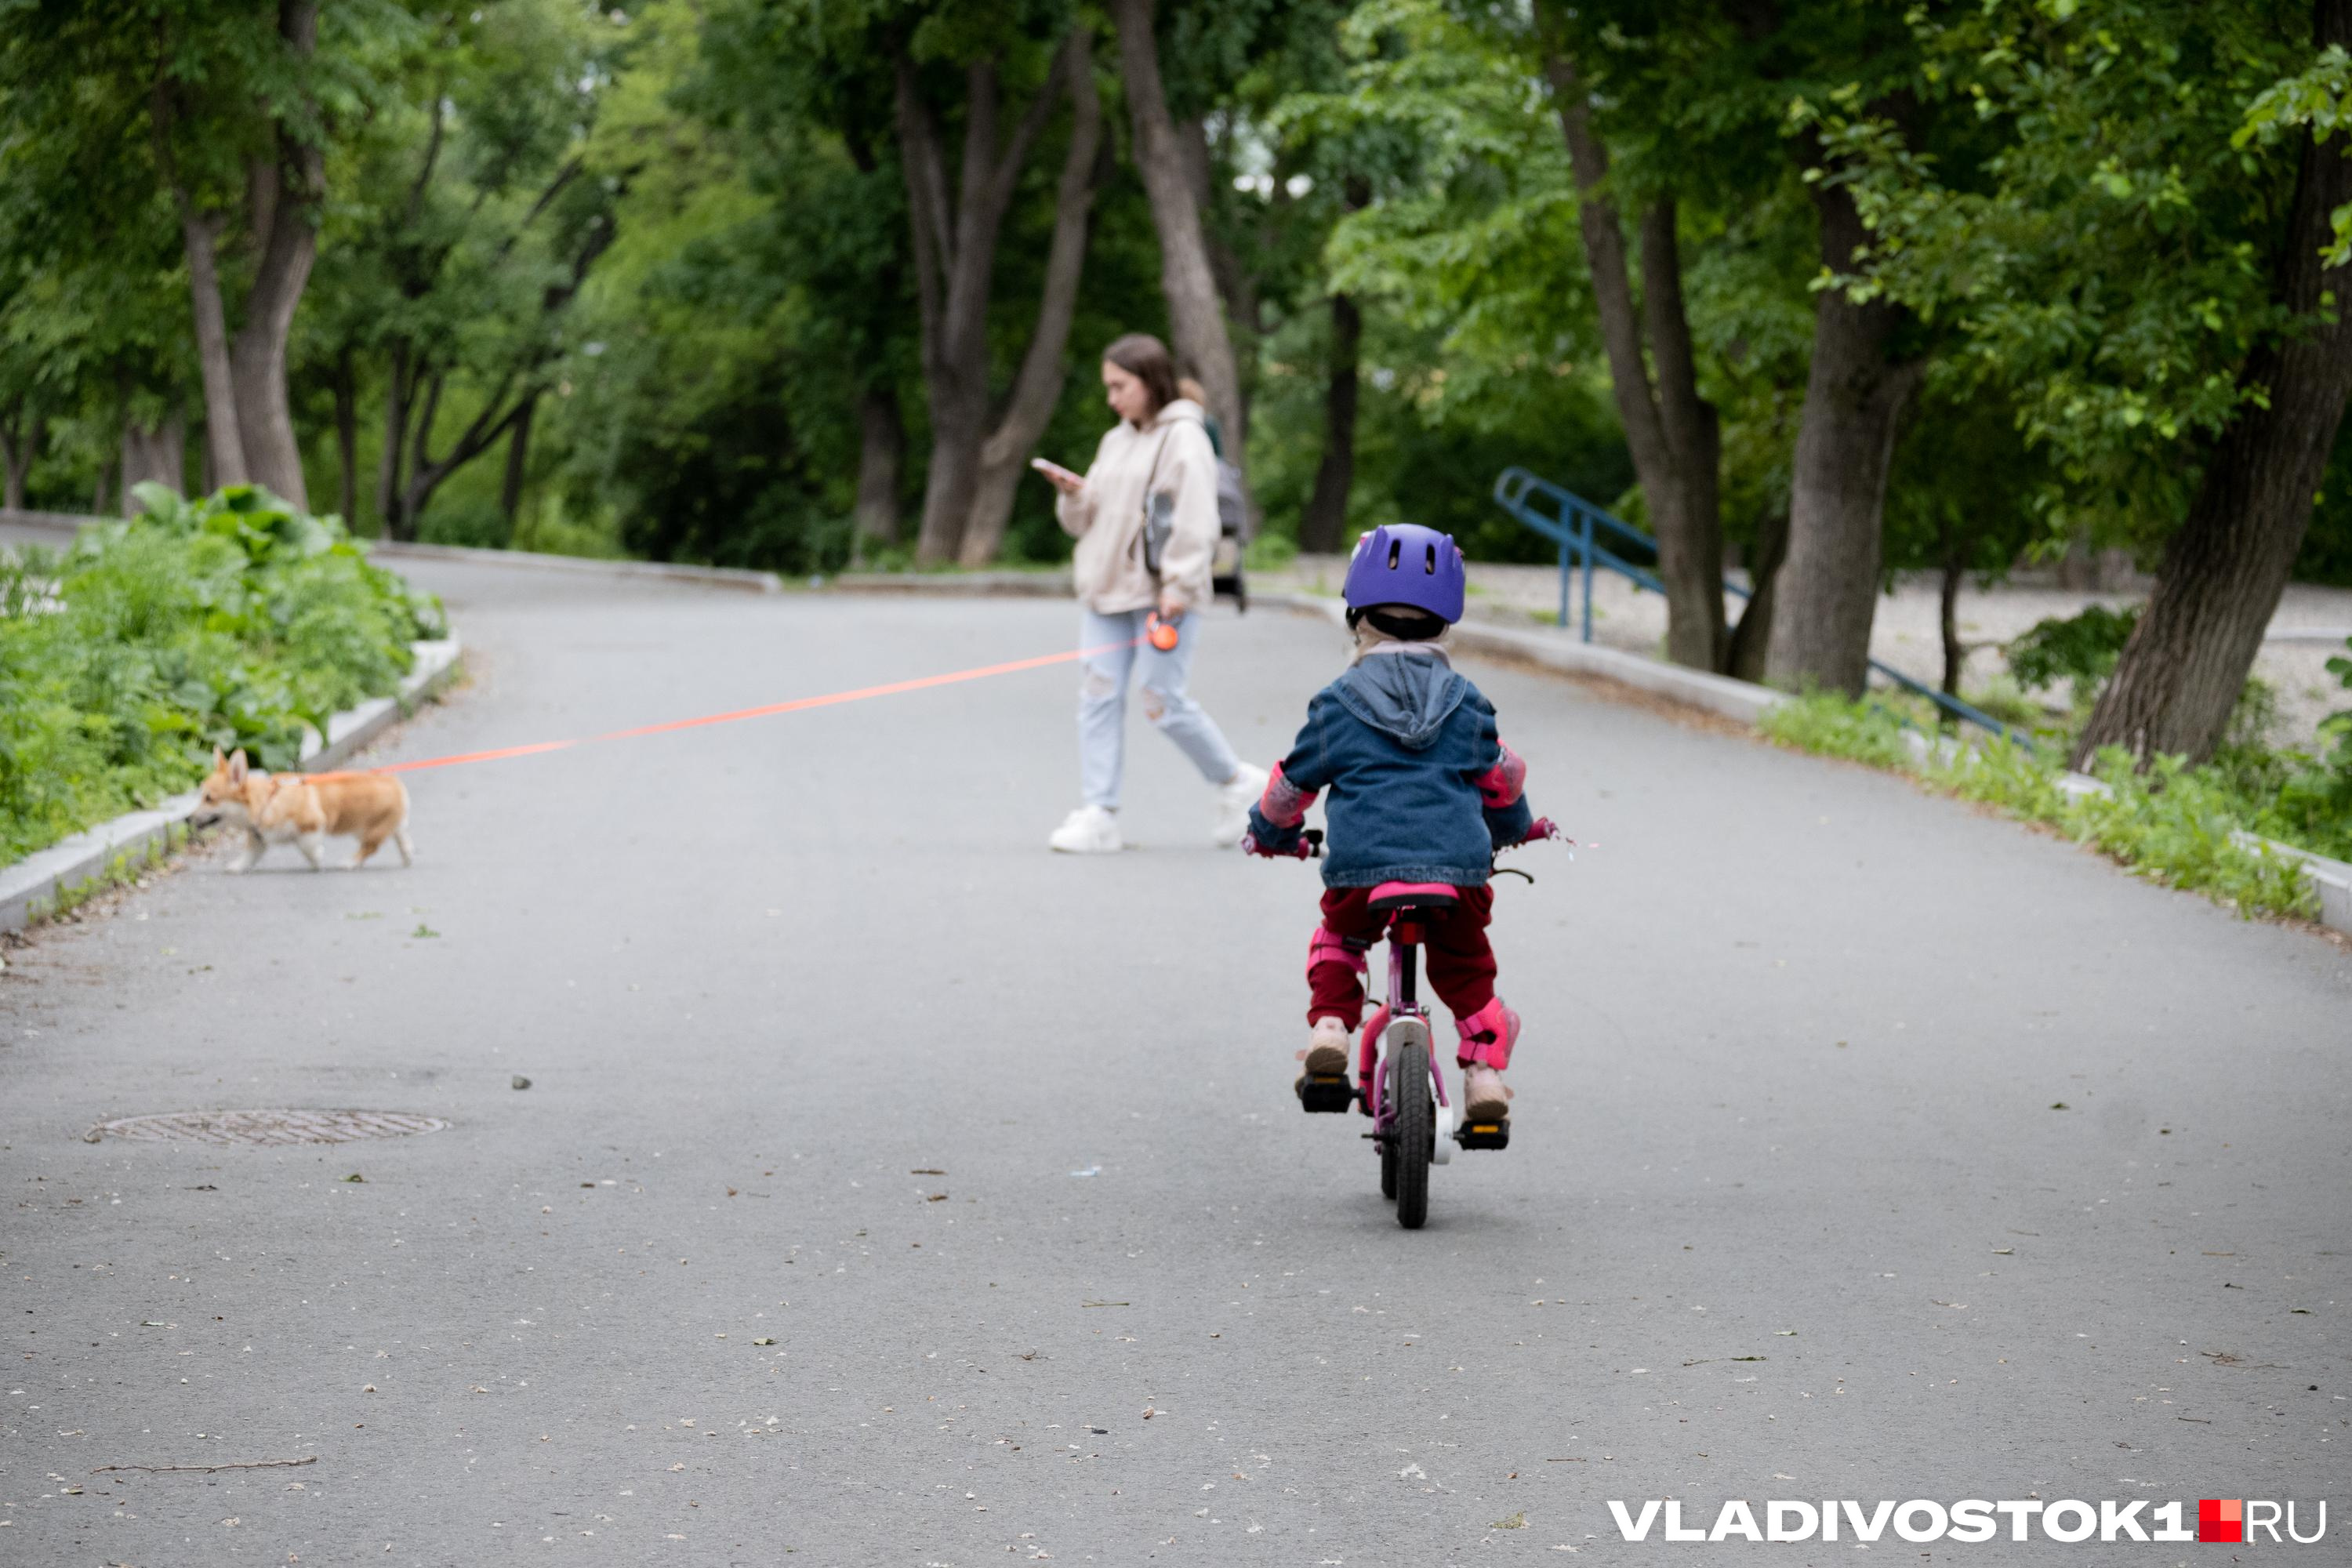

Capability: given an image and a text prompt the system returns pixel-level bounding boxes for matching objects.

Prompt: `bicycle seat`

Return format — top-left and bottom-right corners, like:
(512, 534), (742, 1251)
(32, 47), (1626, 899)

(1369, 880), (1459, 915)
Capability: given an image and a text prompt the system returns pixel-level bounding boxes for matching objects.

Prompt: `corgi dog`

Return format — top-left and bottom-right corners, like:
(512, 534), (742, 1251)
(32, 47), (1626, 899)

(191, 748), (414, 873)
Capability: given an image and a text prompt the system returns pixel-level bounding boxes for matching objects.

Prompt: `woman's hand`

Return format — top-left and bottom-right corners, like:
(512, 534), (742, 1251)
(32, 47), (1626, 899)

(1031, 456), (1085, 495)
(1156, 589), (1186, 624)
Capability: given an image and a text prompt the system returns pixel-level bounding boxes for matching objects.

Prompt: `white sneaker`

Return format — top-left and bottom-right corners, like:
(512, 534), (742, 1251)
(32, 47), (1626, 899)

(1461, 1065), (1512, 1123)
(1049, 804), (1123, 854)
(1301, 1016), (1352, 1076)
(1211, 763), (1269, 847)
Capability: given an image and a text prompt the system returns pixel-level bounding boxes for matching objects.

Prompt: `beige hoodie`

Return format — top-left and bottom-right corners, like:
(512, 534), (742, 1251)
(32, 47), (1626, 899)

(1055, 398), (1219, 615)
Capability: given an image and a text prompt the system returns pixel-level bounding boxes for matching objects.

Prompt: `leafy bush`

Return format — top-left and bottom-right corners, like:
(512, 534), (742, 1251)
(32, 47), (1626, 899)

(418, 497), (514, 551)
(1760, 691), (2325, 920)
(1754, 686), (1918, 770)
(2005, 604), (2140, 696)
(2248, 638), (2352, 861)
(0, 485), (442, 865)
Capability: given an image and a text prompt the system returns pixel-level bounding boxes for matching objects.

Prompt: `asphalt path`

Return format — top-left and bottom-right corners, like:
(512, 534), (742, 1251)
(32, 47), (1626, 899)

(3, 557), (2347, 1565)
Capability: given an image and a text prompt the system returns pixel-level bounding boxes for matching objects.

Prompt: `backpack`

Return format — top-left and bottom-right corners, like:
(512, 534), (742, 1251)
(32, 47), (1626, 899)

(1214, 456), (1249, 542)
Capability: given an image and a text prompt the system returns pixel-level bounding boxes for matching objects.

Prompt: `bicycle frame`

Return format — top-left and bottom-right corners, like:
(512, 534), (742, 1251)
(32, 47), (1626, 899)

(1359, 913), (1454, 1160)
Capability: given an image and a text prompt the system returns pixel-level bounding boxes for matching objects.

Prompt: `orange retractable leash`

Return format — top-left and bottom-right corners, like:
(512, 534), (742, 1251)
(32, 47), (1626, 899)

(303, 634), (1142, 781)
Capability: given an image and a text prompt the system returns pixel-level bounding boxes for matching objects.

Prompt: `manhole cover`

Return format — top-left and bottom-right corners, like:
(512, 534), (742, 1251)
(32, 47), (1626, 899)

(88, 1110), (450, 1146)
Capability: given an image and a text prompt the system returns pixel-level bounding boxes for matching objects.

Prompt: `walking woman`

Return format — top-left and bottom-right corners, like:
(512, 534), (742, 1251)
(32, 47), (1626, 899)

(1036, 333), (1265, 852)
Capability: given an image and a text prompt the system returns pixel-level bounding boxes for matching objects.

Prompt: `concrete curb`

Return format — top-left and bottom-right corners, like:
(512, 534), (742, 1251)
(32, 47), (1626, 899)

(0, 506), (93, 536)
(366, 539), (782, 593)
(1265, 590), (2349, 936)
(1256, 592), (1786, 725)
(2241, 838), (2352, 931)
(828, 570), (1073, 598)
(2058, 770), (2352, 935)
(0, 637), (463, 935)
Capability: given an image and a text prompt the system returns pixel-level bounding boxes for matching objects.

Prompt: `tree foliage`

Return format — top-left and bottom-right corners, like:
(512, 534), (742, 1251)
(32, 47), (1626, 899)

(0, 0), (2346, 707)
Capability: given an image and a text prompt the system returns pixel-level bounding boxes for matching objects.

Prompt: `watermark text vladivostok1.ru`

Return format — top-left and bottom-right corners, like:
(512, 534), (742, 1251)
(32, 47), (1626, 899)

(1609, 1497), (2329, 1544)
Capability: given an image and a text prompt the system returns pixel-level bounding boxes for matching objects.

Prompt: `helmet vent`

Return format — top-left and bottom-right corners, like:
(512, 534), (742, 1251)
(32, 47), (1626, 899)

(1424, 543), (1437, 574)
(1386, 538), (1401, 568)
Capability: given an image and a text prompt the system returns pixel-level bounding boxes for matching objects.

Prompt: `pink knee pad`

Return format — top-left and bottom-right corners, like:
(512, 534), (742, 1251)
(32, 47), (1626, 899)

(1455, 998), (1519, 1070)
(1306, 926), (1368, 981)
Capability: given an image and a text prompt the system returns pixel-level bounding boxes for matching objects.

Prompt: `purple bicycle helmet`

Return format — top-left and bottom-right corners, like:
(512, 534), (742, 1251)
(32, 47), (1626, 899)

(1341, 523), (1467, 625)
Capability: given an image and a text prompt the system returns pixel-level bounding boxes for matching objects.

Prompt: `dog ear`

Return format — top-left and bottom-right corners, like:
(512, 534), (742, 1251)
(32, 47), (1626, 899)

(228, 750), (249, 783)
(212, 745), (226, 770)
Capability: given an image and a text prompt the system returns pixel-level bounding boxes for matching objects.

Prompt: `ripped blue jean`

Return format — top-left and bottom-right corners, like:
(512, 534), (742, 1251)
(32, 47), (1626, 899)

(1078, 608), (1243, 809)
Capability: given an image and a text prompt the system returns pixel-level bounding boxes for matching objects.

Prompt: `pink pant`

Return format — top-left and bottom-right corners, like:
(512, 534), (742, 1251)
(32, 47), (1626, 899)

(1305, 884), (1497, 1027)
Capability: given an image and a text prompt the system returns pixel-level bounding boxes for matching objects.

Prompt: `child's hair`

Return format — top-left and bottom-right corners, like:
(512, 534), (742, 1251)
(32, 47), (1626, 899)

(1348, 604), (1452, 661)
(1347, 604), (1447, 642)
(1175, 375), (1210, 406)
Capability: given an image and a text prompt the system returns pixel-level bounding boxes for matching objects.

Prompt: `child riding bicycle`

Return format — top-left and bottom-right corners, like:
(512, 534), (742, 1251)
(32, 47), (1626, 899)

(1241, 524), (1555, 1127)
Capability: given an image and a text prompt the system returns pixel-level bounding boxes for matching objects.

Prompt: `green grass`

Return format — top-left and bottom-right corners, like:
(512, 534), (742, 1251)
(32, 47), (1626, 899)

(1759, 691), (2329, 921)
(0, 485), (442, 866)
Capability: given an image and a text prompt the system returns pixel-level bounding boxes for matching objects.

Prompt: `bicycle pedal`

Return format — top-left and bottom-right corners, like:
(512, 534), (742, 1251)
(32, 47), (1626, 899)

(1294, 1074), (1356, 1114)
(1456, 1118), (1511, 1151)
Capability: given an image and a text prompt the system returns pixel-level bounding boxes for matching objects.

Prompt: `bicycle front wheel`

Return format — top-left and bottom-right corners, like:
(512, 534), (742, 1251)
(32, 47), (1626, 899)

(1390, 1035), (1432, 1229)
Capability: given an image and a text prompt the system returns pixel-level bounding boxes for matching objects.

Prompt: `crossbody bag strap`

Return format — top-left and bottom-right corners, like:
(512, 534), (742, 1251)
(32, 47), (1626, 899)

(1132, 423), (1178, 578)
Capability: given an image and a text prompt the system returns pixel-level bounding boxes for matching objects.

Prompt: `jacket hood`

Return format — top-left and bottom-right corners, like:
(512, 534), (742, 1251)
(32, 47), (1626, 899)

(1149, 398), (1207, 430)
(1331, 648), (1468, 750)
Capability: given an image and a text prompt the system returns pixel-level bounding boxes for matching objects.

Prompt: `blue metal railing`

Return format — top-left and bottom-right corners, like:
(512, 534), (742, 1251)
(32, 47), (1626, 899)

(1491, 466), (2021, 741)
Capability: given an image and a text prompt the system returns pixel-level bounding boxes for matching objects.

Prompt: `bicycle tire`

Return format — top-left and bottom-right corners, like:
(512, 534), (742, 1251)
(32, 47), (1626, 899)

(1380, 1127), (1399, 1200)
(1392, 1036), (1432, 1229)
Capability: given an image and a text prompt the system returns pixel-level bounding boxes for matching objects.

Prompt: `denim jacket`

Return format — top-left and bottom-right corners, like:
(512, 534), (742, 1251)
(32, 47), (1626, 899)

(1247, 647), (1537, 887)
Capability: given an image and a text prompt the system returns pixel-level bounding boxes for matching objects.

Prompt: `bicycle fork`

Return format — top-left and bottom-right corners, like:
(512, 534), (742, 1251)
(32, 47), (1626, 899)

(1363, 931), (1454, 1163)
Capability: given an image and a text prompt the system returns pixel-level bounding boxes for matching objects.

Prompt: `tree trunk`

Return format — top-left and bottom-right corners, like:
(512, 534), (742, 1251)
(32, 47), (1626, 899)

(1938, 548), (1965, 699)
(393, 368), (531, 533)
(1638, 201), (1726, 669)
(0, 399), (38, 510)
(1178, 114), (1258, 430)
(332, 352), (358, 524)
(499, 392), (536, 523)
(221, 2), (321, 510)
(1109, 0), (1250, 481)
(1725, 507), (1788, 684)
(91, 461), (111, 517)
(1300, 291), (1362, 554)
(1542, 40), (1726, 670)
(175, 209), (251, 490)
(855, 387), (906, 549)
(376, 342), (412, 539)
(960, 31), (1105, 568)
(228, 235), (316, 511)
(2074, 5), (2352, 766)
(1765, 180), (1922, 695)
(119, 408), (186, 506)
(898, 42), (1073, 565)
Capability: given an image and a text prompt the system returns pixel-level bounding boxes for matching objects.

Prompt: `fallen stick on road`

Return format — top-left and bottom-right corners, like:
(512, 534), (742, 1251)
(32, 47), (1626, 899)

(90, 1455), (317, 1475)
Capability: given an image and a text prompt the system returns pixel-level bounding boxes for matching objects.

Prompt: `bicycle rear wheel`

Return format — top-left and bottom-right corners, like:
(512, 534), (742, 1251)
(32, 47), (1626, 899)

(1390, 1036), (1432, 1229)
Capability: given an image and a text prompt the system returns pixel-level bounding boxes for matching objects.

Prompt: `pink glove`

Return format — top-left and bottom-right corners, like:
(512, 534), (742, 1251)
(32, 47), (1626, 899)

(1242, 831), (1313, 860)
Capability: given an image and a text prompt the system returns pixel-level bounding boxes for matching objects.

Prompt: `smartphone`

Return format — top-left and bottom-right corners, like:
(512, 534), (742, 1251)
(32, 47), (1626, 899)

(1029, 457), (1082, 487)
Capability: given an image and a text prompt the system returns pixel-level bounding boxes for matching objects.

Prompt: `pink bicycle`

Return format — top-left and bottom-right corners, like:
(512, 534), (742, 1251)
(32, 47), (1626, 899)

(1290, 830), (1525, 1230)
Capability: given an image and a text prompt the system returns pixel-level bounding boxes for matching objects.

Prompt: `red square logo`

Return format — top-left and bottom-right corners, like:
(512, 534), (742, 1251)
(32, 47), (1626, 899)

(2199, 1499), (2243, 1543)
